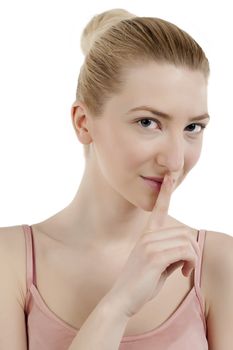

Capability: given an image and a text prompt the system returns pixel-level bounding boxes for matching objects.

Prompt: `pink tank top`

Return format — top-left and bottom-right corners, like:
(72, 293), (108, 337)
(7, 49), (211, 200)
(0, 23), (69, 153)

(23, 224), (208, 349)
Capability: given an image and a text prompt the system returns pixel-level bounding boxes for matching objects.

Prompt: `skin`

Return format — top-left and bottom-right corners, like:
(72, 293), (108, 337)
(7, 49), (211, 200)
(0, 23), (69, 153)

(43, 62), (209, 253)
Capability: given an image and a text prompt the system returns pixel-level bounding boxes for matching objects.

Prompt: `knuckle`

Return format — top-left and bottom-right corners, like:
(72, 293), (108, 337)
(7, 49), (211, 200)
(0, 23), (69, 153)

(143, 244), (164, 265)
(179, 243), (190, 254)
(152, 250), (167, 267)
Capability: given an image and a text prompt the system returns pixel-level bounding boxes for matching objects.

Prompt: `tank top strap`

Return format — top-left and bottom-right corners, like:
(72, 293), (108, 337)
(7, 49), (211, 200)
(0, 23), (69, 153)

(195, 229), (206, 289)
(22, 224), (36, 291)
(194, 229), (207, 331)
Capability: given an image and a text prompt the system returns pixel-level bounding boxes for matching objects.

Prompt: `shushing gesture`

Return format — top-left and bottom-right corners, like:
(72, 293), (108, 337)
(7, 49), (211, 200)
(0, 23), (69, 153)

(107, 174), (201, 318)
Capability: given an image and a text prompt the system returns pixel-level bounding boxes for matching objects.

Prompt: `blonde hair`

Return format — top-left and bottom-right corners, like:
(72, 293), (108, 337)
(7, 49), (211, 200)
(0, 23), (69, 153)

(75, 8), (210, 158)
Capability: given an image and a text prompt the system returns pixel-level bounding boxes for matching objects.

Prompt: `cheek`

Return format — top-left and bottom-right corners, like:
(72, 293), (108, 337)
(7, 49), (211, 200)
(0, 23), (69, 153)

(100, 126), (144, 169)
(94, 127), (140, 177)
(186, 144), (202, 170)
(117, 139), (147, 172)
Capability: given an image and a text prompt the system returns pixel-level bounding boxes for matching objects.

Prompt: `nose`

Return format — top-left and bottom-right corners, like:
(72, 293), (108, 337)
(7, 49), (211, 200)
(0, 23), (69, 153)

(156, 133), (185, 172)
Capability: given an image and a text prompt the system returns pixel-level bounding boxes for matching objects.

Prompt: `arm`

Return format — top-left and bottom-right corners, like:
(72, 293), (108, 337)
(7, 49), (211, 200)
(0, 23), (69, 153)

(68, 293), (130, 350)
(0, 227), (28, 350)
(206, 231), (233, 350)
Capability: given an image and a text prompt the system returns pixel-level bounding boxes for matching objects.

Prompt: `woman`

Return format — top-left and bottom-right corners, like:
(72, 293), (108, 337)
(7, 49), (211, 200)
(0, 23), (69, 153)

(0, 8), (232, 350)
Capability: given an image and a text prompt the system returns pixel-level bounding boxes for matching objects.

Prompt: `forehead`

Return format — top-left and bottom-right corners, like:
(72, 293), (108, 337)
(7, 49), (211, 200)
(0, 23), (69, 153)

(104, 62), (208, 117)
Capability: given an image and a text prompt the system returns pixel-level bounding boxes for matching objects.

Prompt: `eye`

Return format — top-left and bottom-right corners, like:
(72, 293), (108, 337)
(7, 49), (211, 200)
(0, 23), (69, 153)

(137, 118), (160, 130)
(185, 123), (207, 134)
(136, 118), (207, 134)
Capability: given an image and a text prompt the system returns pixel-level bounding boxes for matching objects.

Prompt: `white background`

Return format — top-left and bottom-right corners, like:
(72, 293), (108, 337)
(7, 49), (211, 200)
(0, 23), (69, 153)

(0, 0), (232, 235)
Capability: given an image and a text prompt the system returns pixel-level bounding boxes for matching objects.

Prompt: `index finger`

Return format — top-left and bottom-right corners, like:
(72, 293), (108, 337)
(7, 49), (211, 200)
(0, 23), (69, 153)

(146, 174), (174, 231)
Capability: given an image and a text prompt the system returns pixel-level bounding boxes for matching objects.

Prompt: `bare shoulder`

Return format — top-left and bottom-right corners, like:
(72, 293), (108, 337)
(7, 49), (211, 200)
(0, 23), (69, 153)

(0, 225), (27, 308)
(0, 225), (26, 260)
(203, 229), (233, 347)
(204, 229), (233, 292)
(204, 229), (233, 277)
(0, 225), (29, 348)
(205, 229), (233, 249)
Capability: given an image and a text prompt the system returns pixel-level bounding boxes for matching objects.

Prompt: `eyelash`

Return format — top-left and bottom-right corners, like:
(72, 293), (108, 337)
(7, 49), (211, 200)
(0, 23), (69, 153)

(136, 117), (207, 134)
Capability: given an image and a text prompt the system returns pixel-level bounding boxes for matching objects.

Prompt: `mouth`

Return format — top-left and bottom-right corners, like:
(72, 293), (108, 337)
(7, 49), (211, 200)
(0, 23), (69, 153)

(140, 176), (163, 190)
(140, 176), (164, 183)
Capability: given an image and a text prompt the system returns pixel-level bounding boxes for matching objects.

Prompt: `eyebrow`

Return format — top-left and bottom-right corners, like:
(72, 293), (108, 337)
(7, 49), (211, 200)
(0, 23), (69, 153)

(127, 105), (210, 122)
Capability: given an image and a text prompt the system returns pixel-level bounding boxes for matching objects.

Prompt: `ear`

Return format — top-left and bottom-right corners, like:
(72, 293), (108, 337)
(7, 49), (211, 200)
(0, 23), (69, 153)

(71, 101), (93, 145)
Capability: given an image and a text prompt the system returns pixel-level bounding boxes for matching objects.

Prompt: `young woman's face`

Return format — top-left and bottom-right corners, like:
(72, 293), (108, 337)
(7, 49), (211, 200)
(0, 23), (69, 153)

(90, 62), (209, 211)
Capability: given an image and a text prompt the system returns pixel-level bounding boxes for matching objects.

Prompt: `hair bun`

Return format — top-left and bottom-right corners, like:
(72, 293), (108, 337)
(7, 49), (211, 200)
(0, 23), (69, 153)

(80, 8), (136, 56)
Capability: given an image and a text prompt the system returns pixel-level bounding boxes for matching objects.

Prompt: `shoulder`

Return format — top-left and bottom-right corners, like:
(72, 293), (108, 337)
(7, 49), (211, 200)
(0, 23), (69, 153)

(0, 225), (27, 308)
(204, 229), (233, 277)
(0, 225), (27, 263)
(204, 230), (233, 348)
(0, 226), (29, 348)
(204, 228), (233, 256)
(203, 229), (233, 301)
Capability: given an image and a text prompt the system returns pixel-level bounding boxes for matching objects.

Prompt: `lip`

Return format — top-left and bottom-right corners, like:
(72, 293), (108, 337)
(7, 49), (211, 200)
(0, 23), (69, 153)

(142, 178), (162, 190)
(141, 176), (164, 183)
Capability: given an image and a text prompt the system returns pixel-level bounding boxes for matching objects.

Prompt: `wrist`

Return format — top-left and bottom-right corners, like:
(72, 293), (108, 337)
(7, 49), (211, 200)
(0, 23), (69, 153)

(100, 292), (130, 323)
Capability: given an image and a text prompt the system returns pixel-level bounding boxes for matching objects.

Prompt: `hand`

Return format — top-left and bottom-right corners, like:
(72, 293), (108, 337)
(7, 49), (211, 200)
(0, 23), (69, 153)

(106, 174), (200, 318)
